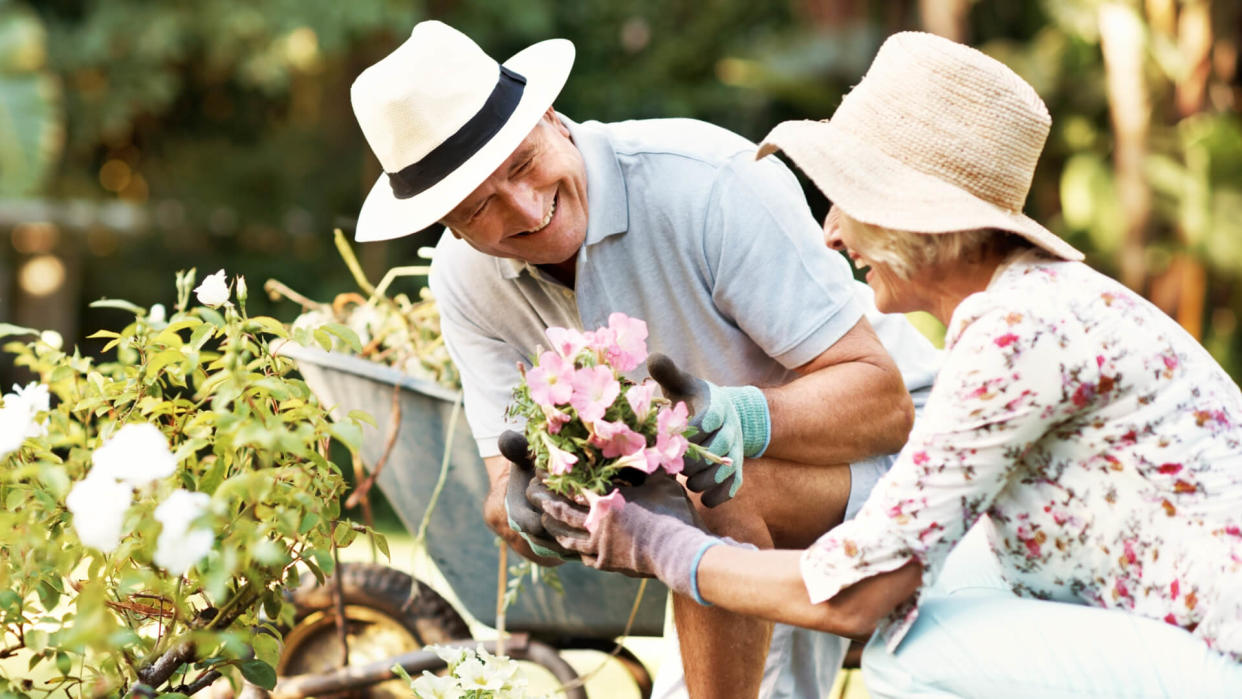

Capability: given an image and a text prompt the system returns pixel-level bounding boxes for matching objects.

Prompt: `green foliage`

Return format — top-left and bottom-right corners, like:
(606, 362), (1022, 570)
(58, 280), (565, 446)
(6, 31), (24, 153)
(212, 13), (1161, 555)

(0, 2), (62, 195)
(0, 269), (370, 694)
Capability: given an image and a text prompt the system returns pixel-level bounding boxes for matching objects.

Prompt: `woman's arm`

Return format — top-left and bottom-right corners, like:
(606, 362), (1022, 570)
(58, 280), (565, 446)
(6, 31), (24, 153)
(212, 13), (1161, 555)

(696, 546), (923, 638)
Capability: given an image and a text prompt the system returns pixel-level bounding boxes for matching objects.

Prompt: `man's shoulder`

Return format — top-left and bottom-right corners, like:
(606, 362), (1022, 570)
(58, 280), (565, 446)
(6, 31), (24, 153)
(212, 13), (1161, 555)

(428, 232), (509, 302)
(586, 117), (756, 167)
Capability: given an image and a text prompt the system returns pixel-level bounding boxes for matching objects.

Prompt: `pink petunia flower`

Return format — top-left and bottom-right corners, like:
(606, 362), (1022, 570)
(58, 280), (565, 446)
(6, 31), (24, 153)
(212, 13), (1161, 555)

(653, 432), (689, 473)
(571, 366), (621, 423)
(541, 404), (572, 434)
(543, 437), (579, 476)
(590, 419), (648, 458)
(614, 448), (661, 475)
(546, 326), (590, 360)
(626, 381), (659, 422)
(603, 313), (649, 372)
(657, 401), (689, 439)
(583, 489), (626, 534)
(527, 351), (574, 407)
(585, 327), (615, 358)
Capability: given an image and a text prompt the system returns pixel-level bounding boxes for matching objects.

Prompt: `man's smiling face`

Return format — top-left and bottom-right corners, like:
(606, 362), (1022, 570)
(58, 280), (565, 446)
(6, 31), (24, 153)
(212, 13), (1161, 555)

(441, 107), (589, 267)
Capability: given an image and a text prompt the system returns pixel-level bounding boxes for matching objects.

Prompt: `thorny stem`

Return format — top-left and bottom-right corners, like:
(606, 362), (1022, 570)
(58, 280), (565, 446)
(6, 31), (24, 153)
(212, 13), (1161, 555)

(263, 279), (326, 311)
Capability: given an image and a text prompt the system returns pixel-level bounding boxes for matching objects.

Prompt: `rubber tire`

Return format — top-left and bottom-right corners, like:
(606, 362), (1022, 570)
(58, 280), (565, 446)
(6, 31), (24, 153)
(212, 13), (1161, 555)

(287, 562), (472, 646)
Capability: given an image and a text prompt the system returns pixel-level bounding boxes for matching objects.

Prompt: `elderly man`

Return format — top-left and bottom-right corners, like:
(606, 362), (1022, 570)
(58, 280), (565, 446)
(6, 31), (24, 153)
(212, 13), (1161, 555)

(349, 20), (940, 698)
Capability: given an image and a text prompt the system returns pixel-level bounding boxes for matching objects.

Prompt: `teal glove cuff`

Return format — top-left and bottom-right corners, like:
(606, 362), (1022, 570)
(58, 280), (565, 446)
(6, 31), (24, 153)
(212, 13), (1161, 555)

(722, 385), (771, 458)
(689, 539), (720, 606)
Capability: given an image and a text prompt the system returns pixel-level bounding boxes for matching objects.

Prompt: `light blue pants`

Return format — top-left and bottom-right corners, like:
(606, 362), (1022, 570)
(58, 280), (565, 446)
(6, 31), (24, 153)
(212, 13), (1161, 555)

(862, 523), (1242, 698)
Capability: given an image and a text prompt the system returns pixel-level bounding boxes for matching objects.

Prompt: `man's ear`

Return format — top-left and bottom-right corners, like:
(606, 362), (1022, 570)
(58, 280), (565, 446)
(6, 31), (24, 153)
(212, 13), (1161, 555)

(544, 106), (570, 138)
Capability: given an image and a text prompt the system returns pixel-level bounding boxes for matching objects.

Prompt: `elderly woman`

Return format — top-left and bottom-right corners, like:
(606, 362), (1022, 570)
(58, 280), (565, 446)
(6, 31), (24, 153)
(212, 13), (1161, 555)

(536, 32), (1242, 696)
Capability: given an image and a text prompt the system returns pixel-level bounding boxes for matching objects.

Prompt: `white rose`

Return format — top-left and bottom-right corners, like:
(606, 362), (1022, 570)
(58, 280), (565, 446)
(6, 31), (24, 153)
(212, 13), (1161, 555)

(3, 382), (49, 440)
(92, 423), (177, 487)
(0, 404), (31, 460)
(66, 475), (133, 552)
(153, 489), (213, 576)
(193, 269), (230, 307)
(147, 303), (167, 328)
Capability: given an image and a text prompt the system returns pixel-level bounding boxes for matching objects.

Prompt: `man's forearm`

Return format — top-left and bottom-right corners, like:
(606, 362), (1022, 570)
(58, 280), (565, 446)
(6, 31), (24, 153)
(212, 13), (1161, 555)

(763, 358), (913, 465)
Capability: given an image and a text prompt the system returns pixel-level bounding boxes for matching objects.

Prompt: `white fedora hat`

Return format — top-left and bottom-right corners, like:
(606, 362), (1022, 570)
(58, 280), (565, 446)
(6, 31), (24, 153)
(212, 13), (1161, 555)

(351, 21), (575, 242)
(758, 31), (1082, 261)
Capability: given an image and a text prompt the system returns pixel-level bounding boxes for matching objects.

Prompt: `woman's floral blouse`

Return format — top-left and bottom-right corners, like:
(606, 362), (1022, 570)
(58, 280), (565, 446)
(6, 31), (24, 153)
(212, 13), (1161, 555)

(802, 250), (1242, 660)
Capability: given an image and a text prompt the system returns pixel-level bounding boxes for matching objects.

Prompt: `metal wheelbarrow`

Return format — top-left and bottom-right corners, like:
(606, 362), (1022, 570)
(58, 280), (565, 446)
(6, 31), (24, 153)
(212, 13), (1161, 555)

(270, 343), (668, 697)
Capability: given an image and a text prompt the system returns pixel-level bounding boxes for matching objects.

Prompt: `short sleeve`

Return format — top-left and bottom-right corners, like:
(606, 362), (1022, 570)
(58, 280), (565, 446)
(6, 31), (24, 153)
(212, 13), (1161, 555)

(436, 301), (527, 458)
(701, 154), (864, 369)
(799, 295), (1094, 648)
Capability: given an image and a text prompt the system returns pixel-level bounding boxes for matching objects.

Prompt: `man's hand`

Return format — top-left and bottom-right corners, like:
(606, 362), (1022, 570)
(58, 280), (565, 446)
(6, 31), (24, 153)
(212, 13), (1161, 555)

(648, 353), (771, 507)
(498, 431), (578, 562)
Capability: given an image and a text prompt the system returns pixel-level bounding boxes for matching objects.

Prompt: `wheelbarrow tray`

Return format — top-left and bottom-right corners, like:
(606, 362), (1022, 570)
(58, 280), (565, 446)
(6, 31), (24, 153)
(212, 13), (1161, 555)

(279, 343), (667, 638)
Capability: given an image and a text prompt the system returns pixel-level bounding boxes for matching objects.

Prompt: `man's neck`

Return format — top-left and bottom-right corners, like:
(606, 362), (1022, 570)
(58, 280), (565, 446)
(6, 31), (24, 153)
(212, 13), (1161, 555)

(539, 252), (578, 288)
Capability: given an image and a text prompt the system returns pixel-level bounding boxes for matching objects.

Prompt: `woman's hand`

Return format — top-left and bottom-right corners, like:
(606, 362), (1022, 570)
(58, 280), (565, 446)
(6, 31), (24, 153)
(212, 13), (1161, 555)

(530, 474), (720, 597)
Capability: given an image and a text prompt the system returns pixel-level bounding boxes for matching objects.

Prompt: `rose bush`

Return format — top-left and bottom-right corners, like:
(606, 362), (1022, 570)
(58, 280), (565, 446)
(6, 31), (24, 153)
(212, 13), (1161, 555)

(0, 269), (379, 695)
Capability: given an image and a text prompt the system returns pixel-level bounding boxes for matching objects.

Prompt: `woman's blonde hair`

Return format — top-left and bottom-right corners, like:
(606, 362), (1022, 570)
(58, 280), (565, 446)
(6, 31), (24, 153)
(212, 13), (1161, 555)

(842, 217), (1032, 281)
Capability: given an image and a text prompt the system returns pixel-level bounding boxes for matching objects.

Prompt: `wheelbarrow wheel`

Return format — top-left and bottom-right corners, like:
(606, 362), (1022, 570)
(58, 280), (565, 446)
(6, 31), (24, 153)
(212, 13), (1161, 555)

(277, 562), (471, 697)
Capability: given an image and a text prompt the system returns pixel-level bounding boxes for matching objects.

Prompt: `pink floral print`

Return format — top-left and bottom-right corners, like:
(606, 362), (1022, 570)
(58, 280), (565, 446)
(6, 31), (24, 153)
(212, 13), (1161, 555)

(801, 251), (1242, 661)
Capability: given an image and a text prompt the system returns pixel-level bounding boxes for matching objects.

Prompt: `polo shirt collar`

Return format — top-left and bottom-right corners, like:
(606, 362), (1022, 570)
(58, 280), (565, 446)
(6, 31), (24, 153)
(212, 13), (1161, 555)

(564, 116), (629, 246)
(496, 115), (629, 281)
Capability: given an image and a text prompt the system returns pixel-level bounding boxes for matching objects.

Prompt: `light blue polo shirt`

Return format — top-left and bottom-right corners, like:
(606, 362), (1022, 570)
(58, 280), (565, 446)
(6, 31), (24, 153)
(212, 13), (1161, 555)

(429, 114), (942, 699)
(430, 115), (939, 458)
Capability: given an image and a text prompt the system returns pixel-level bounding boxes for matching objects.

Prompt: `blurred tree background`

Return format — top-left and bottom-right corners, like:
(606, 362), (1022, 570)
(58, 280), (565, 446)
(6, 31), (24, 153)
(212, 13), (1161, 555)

(2, 0), (1240, 384)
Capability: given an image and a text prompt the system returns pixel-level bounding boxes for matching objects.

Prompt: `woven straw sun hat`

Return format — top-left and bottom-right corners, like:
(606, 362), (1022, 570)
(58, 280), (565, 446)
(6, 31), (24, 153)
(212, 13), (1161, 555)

(350, 21), (574, 242)
(757, 31), (1082, 261)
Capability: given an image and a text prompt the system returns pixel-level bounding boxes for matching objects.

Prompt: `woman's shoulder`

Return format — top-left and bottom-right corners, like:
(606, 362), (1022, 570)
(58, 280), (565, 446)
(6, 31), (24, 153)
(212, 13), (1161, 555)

(947, 252), (1135, 346)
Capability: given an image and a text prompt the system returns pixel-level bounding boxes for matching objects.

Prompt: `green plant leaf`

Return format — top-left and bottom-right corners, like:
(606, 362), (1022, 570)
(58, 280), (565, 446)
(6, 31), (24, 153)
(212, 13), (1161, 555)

(321, 323), (362, 353)
(0, 323), (36, 339)
(238, 659), (277, 689)
(252, 633), (281, 669)
(88, 298), (146, 315)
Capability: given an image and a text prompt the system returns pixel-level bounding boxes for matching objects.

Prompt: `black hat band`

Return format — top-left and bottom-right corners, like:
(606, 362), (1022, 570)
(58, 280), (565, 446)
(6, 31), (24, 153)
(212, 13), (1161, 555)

(387, 65), (528, 199)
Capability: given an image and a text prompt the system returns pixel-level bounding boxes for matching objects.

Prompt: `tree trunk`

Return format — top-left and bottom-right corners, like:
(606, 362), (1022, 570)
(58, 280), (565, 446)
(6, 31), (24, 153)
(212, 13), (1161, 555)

(1099, 3), (1153, 293)
(919, 0), (970, 42)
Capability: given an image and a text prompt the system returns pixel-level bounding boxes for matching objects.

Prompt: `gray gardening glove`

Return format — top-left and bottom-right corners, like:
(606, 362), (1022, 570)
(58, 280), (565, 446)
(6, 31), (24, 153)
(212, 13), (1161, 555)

(499, 430), (577, 561)
(648, 353), (771, 508)
(535, 474), (734, 603)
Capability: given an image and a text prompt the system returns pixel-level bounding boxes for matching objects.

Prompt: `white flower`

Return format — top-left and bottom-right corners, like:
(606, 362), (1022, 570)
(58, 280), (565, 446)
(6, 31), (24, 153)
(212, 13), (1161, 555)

(454, 657), (502, 692)
(147, 303), (167, 328)
(0, 404), (31, 460)
(411, 671), (463, 699)
(9, 383), (50, 415)
(418, 678), (463, 699)
(194, 269), (230, 307)
(1, 382), (50, 444)
(39, 330), (63, 350)
(91, 423), (176, 487)
(431, 644), (470, 670)
(66, 475), (133, 552)
(483, 654), (522, 688)
(153, 489), (213, 576)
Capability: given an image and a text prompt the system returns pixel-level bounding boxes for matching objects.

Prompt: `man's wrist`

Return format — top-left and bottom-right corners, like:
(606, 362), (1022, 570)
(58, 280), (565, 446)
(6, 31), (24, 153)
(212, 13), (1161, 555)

(728, 385), (771, 457)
